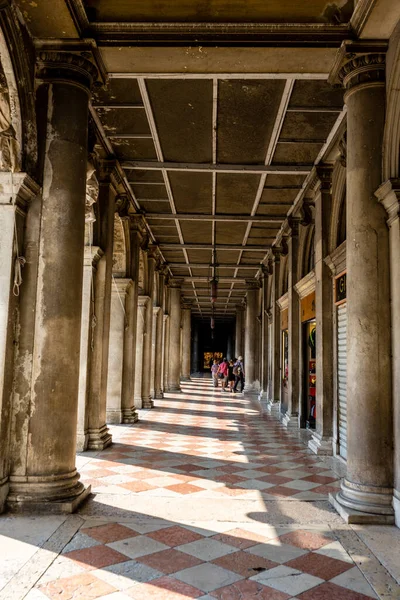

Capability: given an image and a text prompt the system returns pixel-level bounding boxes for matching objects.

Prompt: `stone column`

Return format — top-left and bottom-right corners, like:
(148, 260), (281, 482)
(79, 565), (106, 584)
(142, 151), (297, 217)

(375, 180), (400, 524)
(163, 313), (170, 391)
(141, 247), (157, 408)
(106, 279), (133, 423)
(0, 174), (39, 511)
(134, 295), (150, 408)
(330, 44), (393, 522)
(77, 247), (103, 451)
(270, 249), (282, 409)
(181, 302), (192, 380)
(153, 306), (164, 398)
(244, 280), (261, 392)
(226, 332), (234, 361)
(309, 167), (334, 455)
(8, 52), (97, 511)
(260, 265), (272, 401)
(167, 279), (182, 392)
(123, 217), (144, 421)
(86, 166), (116, 451)
(235, 304), (244, 357)
(191, 321), (200, 373)
(282, 220), (300, 428)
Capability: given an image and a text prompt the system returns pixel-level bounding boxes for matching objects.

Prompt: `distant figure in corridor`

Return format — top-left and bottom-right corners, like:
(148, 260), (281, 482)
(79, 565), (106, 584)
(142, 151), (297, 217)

(233, 356), (245, 393)
(218, 357), (229, 392)
(228, 359), (236, 393)
(211, 359), (219, 387)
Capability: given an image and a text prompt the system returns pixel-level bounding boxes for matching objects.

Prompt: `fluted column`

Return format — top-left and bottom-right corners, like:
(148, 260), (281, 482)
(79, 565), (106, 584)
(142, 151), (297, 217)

(167, 279), (182, 392)
(8, 52), (97, 511)
(235, 304), (244, 358)
(77, 247), (103, 451)
(309, 167), (334, 455)
(244, 280), (261, 392)
(282, 220), (300, 428)
(181, 302), (192, 381)
(330, 44), (393, 522)
(270, 248), (282, 409)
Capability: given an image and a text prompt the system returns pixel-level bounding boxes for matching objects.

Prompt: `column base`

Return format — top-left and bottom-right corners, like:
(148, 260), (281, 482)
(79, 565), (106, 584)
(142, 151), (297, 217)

(87, 424), (112, 451)
(122, 408), (139, 424)
(154, 390), (163, 399)
(0, 476), (9, 513)
(265, 399), (280, 414)
(7, 471), (91, 514)
(180, 377), (191, 382)
(281, 412), (299, 428)
(142, 398), (154, 409)
(167, 385), (181, 393)
(308, 432), (333, 456)
(107, 410), (123, 425)
(76, 432), (89, 453)
(329, 478), (395, 524)
(393, 490), (400, 528)
(330, 492), (394, 525)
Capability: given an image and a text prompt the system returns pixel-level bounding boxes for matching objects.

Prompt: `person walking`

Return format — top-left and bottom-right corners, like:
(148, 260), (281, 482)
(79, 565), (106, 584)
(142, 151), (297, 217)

(211, 359), (219, 388)
(233, 356), (245, 393)
(218, 357), (229, 392)
(228, 359), (235, 393)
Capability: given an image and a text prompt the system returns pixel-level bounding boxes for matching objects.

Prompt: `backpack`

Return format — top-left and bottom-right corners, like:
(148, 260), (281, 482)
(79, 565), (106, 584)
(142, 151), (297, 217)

(233, 365), (241, 375)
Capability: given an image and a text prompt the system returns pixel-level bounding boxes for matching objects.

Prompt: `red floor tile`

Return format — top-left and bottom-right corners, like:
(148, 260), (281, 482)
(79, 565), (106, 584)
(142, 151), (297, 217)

(298, 581), (377, 600)
(210, 579), (290, 599)
(212, 550), (277, 576)
(137, 548), (203, 574)
(278, 530), (333, 550)
(82, 523), (138, 543)
(64, 545), (129, 569)
(286, 551), (353, 579)
(39, 572), (115, 600)
(147, 526), (203, 547)
(127, 575), (203, 599)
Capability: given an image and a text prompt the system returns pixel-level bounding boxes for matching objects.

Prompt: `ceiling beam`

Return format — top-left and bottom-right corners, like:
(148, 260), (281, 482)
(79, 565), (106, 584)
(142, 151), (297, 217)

(170, 263), (260, 269)
(184, 277), (247, 283)
(146, 213), (286, 222)
(159, 243), (268, 251)
(122, 161), (311, 174)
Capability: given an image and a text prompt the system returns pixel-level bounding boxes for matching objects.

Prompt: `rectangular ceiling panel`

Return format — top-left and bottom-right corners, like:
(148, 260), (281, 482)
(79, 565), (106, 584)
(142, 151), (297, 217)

(217, 79), (286, 164)
(112, 138), (157, 160)
(146, 79), (213, 162)
(93, 79), (143, 104)
(180, 221), (212, 244)
(216, 173), (260, 214)
(215, 221), (247, 245)
(169, 171), (213, 214)
(96, 107), (150, 136)
(289, 80), (344, 109)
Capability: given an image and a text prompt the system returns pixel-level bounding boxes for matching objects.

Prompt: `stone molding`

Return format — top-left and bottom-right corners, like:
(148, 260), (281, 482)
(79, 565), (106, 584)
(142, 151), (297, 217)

(138, 294), (151, 307)
(35, 50), (98, 92)
(287, 216), (301, 237)
(316, 164), (334, 192)
(277, 291), (288, 311)
(111, 278), (133, 295)
(375, 179), (400, 227)
(329, 40), (387, 96)
(246, 279), (261, 291)
(83, 246), (103, 268)
(168, 278), (184, 289)
(0, 171), (39, 212)
(325, 241), (346, 276)
(294, 270), (316, 299)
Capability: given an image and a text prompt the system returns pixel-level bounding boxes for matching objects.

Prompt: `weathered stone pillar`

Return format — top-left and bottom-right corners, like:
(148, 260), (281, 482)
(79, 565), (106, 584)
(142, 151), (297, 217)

(235, 304), (244, 357)
(167, 279), (182, 392)
(86, 164), (117, 451)
(181, 302), (192, 380)
(134, 295), (150, 408)
(226, 332), (234, 361)
(244, 280), (261, 392)
(330, 44), (393, 522)
(141, 247), (156, 408)
(152, 306), (164, 398)
(77, 247), (102, 451)
(0, 174), (39, 511)
(260, 265), (272, 401)
(375, 179), (400, 525)
(191, 321), (200, 373)
(269, 248), (282, 409)
(106, 279), (133, 423)
(309, 167), (334, 455)
(8, 52), (97, 511)
(282, 219), (300, 428)
(163, 313), (170, 391)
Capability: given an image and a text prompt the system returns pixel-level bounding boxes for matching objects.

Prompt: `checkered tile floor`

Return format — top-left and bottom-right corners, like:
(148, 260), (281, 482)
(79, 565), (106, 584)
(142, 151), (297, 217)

(33, 378), (379, 600)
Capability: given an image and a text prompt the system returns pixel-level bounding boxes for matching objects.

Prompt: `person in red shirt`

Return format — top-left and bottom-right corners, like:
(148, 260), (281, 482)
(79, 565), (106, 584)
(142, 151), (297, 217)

(218, 358), (229, 392)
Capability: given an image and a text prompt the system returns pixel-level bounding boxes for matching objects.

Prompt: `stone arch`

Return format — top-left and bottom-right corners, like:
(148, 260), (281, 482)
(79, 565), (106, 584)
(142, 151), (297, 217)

(329, 160), (347, 253)
(112, 214), (127, 277)
(383, 22), (400, 180)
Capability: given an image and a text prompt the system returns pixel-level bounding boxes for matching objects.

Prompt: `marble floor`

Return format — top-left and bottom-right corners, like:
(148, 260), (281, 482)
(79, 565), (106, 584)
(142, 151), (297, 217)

(1, 378), (400, 600)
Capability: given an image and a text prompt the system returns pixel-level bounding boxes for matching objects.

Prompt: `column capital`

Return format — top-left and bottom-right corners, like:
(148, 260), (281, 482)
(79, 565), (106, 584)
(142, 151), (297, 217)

(111, 278), (133, 294)
(138, 294), (151, 307)
(271, 246), (282, 261)
(181, 299), (192, 310)
(287, 216), (301, 237)
(168, 278), (184, 289)
(84, 246), (103, 268)
(147, 244), (159, 261)
(329, 40), (387, 95)
(35, 50), (99, 92)
(115, 194), (130, 217)
(0, 172), (39, 212)
(375, 179), (400, 227)
(315, 164), (334, 193)
(246, 279), (261, 291)
(153, 305), (162, 315)
(300, 198), (315, 226)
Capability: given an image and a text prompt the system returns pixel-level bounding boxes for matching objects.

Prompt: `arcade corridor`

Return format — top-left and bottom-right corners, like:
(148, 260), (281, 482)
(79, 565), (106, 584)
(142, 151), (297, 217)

(1, 379), (399, 600)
